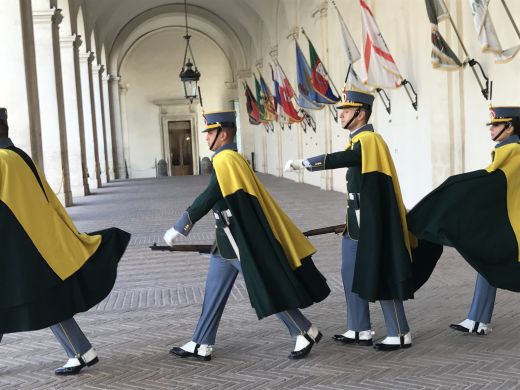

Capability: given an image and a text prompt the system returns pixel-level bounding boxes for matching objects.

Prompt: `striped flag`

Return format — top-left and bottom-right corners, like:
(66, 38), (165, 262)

(295, 41), (325, 109)
(243, 81), (261, 125)
(308, 38), (340, 103)
(272, 63), (303, 124)
(359, 0), (403, 88)
(259, 74), (277, 121)
(425, 0), (463, 70)
(333, 4), (372, 92)
(469, 0), (520, 64)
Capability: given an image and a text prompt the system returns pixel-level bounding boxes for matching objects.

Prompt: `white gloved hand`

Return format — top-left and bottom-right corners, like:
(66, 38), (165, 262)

(284, 159), (304, 172)
(163, 227), (181, 246)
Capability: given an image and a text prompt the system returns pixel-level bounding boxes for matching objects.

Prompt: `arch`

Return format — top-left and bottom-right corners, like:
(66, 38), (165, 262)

(107, 4), (251, 78)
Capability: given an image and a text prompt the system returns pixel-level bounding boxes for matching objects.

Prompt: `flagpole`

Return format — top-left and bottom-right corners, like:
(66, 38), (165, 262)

(500, 0), (520, 39)
(446, 13), (489, 99)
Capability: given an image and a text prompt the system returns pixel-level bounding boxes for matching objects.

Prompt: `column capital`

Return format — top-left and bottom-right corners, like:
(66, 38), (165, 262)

(236, 69), (252, 79)
(79, 51), (95, 63)
(225, 81), (237, 90)
(92, 64), (104, 74)
(51, 8), (63, 25)
(109, 75), (121, 82)
(73, 34), (83, 49)
(311, 1), (328, 18)
(269, 46), (278, 60)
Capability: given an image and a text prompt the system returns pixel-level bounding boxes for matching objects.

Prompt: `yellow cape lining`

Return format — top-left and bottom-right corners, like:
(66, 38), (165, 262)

(213, 149), (315, 269)
(0, 149), (101, 280)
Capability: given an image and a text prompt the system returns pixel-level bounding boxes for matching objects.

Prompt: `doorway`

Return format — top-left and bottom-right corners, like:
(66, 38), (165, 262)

(168, 121), (193, 175)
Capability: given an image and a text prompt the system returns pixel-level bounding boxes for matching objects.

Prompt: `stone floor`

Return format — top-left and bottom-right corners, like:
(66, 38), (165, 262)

(1, 174), (520, 389)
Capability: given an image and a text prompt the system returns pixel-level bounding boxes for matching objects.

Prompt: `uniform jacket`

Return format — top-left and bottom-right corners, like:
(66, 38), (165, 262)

(176, 142), (330, 318)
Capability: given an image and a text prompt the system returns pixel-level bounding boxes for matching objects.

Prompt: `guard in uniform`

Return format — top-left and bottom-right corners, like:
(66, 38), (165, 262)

(0, 108), (130, 375)
(164, 110), (330, 361)
(285, 90), (414, 351)
(449, 106), (520, 335)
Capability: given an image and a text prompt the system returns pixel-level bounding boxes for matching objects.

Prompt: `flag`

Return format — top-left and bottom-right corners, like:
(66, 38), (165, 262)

(469, 0), (520, 64)
(295, 41), (325, 110)
(308, 38), (340, 103)
(425, 0), (464, 70)
(272, 62), (303, 123)
(333, 5), (373, 92)
(243, 81), (261, 125)
(271, 64), (286, 124)
(254, 75), (267, 123)
(359, 0), (403, 88)
(259, 74), (277, 121)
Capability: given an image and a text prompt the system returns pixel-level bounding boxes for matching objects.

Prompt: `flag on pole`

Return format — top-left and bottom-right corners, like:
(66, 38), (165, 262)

(308, 38), (340, 103)
(272, 62), (304, 123)
(425, 0), (464, 70)
(333, 4), (372, 92)
(243, 81), (261, 125)
(359, 0), (403, 88)
(469, 0), (520, 64)
(259, 74), (277, 121)
(254, 75), (267, 123)
(295, 41), (325, 109)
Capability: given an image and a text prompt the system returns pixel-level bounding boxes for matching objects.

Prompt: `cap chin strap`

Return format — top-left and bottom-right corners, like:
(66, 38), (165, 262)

(492, 122), (510, 141)
(209, 127), (223, 150)
(342, 109), (360, 130)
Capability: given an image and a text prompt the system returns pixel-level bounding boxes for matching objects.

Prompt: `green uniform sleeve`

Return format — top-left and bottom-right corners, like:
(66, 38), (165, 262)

(324, 148), (362, 169)
(186, 172), (223, 223)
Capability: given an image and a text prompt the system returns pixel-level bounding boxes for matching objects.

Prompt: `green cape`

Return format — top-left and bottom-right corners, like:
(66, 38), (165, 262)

(346, 131), (442, 301)
(0, 146), (130, 333)
(408, 142), (520, 291)
(213, 149), (330, 319)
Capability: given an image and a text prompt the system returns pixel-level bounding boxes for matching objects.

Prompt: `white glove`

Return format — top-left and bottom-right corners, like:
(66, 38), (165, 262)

(284, 159), (304, 172)
(163, 227), (181, 246)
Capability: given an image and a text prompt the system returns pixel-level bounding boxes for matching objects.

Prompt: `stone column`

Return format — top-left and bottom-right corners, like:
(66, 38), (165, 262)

(102, 73), (115, 180)
(60, 33), (89, 196)
(92, 64), (108, 183)
(79, 51), (101, 189)
(119, 84), (130, 178)
(0, 1), (42, 163)
(108, 75), (126, 179)
(32, 5), (72, 205)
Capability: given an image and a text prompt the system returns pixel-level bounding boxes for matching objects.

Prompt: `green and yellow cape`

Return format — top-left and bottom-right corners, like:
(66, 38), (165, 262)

(408, 142), (520, 291)
(213, 149), (330, 319)
(346, 131), (442, 301)
(0, 146), (130, 333)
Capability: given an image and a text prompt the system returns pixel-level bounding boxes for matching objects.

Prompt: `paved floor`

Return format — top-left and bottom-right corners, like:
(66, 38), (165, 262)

(1, 174), (520, 389)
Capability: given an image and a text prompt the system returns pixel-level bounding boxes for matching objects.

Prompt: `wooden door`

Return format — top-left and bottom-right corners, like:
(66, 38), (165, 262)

(168, 122), (193, 175)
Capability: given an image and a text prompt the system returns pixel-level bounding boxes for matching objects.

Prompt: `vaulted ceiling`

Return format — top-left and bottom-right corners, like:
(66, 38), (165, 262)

(68, 0), (304, 75)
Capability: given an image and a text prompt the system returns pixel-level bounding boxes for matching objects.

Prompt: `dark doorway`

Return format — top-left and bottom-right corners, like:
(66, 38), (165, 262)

(168, 121), (193, 176)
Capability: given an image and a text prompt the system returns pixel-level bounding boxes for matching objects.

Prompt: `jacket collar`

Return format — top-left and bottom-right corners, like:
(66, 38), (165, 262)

(0, 137), (14, 149)
(350, 124), (374, 139)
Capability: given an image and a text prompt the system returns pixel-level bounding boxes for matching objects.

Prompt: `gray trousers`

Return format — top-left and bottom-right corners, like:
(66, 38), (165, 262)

(342, 235), (410, 336)
(467, 273), (497, 324)
(0, 317), (92, 359)
(192, 254), (312, 345)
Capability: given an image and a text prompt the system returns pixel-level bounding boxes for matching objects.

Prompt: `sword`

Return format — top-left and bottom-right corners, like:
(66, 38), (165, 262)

(149, 243), (213, 254)
(303, 224), (345, 237)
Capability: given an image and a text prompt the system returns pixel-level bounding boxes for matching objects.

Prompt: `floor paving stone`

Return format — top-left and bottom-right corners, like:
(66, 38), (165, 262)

(1, 174), (519, 389)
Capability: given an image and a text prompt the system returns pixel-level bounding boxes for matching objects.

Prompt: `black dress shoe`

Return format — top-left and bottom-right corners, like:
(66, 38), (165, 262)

(373, 340), (412, 351)
(332, 334), (373, 346)
(55, 362), (85, 376)
(288, 331), (323, 359)
(449, 324), (470, 333)
(170, 346), (211, 361)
